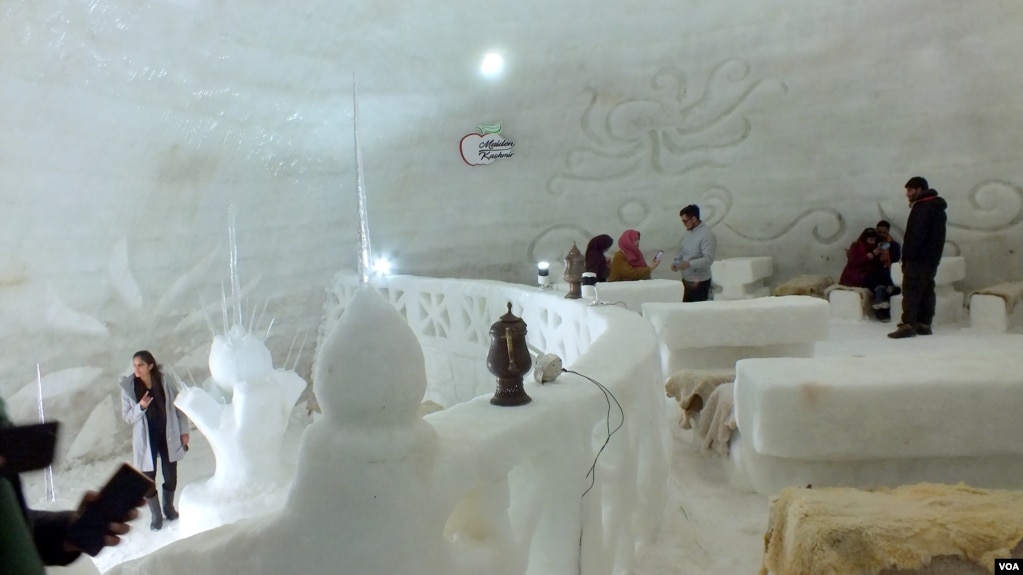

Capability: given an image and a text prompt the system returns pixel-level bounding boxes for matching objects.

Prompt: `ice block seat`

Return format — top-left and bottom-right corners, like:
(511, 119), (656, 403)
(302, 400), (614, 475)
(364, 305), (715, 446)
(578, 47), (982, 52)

(761, 483), (1023, 575)
(890, 256), (967, 324)
(968, 282), (1023, 333)
(641, 296), (830, 377)
(733, 352), (1023, 494)
(711, 257), (773, 300)
(824, 284), (872, 320)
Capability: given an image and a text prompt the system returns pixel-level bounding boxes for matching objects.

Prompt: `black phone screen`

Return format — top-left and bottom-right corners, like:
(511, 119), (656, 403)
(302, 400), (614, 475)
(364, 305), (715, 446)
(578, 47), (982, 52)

(66, 464), (155, 556)
(0, 421), (59, 473)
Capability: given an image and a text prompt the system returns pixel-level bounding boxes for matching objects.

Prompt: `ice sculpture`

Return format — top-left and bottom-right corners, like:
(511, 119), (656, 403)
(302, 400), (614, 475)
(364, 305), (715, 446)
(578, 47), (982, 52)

(179, 324), (305, 487)
(172, 208), (307, 535)
(108, 285), (451, 575)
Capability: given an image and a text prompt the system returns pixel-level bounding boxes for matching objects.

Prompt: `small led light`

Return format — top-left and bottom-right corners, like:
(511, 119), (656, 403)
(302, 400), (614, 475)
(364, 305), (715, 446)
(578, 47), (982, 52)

(537, 261), (551, 289)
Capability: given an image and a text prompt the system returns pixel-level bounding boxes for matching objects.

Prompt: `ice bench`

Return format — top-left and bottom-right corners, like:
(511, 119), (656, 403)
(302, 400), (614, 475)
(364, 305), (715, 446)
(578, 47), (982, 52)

(968, 282), (1023, 333)
(825, 285), (873, 321)
(890, 256), (967, 324)
(641, 296), (830, 377)
(733, 351), (1023, 494)
(711, 257), (773, 300)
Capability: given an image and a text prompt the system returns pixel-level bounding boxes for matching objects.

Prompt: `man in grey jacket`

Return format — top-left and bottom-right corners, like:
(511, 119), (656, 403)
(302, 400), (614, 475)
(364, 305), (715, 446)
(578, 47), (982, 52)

(672, 204), (718, 302)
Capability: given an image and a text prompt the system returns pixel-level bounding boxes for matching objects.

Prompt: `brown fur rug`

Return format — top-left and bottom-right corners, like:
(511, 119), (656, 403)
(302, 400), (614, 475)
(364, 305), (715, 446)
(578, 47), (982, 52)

(968, 282), (1023, 315)
(762, 483), (1023, 575)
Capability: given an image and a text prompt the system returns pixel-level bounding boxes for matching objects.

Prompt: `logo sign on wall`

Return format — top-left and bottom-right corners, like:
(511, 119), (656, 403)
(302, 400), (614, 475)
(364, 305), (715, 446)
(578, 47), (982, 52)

(460, 122), (515, 166)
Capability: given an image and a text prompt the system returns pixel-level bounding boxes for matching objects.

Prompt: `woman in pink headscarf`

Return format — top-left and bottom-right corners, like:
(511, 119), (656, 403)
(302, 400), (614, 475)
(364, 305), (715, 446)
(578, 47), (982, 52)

(608, 229), (660, 281)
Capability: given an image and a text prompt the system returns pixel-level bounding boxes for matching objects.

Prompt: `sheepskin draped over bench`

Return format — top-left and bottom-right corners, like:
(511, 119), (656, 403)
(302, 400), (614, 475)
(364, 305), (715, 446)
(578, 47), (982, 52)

(693, 384), (736, 455)
(774, 275), (833, 297)
(969, 282), (1023, 315)
(664, 369), (735, 428)
(761, 483), (1023, 575)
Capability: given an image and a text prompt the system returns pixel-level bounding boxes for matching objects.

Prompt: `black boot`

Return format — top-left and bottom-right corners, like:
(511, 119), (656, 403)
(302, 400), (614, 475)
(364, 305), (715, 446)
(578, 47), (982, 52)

(148, 495), (163, 531)
(163, 489), (179, 521)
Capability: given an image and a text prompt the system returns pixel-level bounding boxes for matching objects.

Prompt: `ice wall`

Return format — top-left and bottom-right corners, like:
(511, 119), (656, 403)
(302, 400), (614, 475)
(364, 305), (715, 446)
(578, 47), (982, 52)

(3, 0), (1023, 406)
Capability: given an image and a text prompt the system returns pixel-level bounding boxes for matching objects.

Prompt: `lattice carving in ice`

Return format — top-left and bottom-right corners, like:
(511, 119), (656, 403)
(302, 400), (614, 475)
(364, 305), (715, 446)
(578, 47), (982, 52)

(416, 291), (451, 339)
(376, 286), (408, 322)
(457, 295), (491, 345)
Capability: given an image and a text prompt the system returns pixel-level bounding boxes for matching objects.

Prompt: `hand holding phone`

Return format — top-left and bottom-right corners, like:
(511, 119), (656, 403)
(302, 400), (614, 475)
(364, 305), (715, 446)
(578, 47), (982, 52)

(653, 250), (665, 262)
(66, 464), (154, 556)
(0, 422), (59, 473)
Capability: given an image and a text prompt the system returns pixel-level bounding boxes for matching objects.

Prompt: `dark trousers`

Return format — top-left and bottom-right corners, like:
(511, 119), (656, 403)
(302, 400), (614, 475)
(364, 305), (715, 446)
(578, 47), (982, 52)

(683, 278), (712, 302)
(145, 432), (177, 493)
(900, 262), (938, 327)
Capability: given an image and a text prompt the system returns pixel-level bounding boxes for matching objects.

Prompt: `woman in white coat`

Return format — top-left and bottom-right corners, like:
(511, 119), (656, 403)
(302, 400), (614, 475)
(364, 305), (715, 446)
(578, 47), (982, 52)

(119, 350), (190, 531)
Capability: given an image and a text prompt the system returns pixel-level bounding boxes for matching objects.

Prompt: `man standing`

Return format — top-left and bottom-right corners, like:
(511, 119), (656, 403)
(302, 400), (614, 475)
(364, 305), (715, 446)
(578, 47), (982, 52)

(672, 204), (717, 302)
(888, 177), (947, 339)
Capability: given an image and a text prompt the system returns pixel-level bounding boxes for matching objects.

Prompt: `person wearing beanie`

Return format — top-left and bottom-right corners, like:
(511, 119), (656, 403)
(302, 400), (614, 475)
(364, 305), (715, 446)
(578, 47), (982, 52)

(888, 176), (948, 339)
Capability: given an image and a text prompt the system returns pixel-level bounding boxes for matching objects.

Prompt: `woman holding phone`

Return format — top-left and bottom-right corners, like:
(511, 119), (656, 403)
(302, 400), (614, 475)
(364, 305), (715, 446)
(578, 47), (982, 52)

(119, 350), (189, 531)
(608, 229), (661, 281)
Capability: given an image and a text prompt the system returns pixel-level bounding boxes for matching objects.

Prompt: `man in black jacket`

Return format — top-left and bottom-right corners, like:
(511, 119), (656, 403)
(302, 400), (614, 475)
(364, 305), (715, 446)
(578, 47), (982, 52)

(888, 177), (948, 338)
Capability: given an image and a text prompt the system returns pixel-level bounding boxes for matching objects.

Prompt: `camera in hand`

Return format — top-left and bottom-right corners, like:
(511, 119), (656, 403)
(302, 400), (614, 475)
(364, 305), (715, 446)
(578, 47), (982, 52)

(66, 464), (155, 556)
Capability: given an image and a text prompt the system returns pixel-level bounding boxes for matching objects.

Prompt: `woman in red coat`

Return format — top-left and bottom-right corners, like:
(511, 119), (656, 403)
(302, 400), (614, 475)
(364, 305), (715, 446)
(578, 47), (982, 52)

(840, 227), (897, 320)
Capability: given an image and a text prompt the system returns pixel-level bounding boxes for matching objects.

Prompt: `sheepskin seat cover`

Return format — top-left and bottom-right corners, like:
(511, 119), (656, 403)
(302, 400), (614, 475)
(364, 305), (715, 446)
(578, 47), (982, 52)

(762, 483), (1023, 575)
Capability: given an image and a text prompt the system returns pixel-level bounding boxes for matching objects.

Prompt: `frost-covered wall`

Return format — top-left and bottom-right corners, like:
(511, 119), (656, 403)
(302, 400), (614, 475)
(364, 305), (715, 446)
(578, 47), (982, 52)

(2, 1), (1023, 434)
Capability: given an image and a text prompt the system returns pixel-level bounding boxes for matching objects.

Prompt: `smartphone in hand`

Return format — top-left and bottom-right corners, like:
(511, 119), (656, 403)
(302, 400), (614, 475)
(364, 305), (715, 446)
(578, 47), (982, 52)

(66, 464), (155, 556)
(653, 250), (665, 262)
(0, 421), (59, 473)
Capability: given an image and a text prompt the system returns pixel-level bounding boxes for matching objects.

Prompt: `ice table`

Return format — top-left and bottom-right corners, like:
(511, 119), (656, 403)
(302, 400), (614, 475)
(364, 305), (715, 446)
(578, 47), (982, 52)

(710, 256), (773, 301)
(733, 351), (1023, 494)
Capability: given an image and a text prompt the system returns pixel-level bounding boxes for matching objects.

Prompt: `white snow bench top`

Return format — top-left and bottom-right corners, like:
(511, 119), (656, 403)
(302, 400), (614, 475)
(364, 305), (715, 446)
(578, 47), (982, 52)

(734, 351), (1023, 462)
(591, 278), (682, 311)
(642, 296), (829, 348)
(710, 256), (773, 284)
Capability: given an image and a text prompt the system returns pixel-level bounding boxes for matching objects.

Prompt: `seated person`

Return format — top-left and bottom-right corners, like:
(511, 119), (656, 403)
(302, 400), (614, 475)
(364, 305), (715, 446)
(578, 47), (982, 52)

(839, 227), (896, 320)
(584, 234), (614, 282)
(875, 219), (902, 268)
(609, 229), (660, 281)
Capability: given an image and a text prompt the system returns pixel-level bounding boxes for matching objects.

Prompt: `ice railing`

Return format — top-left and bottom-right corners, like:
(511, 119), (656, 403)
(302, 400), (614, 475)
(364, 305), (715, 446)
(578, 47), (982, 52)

(321, 274), (599, 407)
(318, 274), (670, 575)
